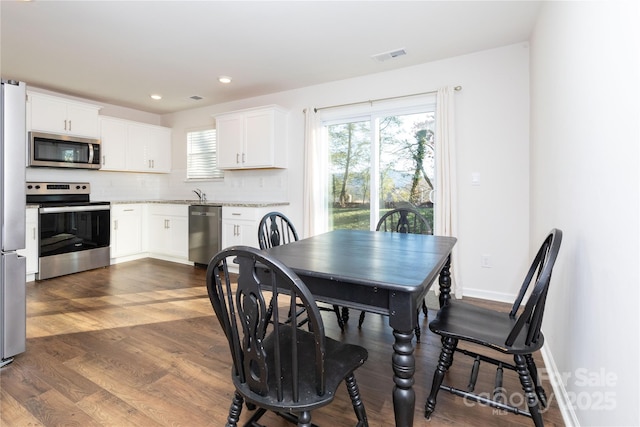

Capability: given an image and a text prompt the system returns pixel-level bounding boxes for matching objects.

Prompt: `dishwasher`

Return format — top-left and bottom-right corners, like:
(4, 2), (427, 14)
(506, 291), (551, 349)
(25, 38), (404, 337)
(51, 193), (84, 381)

(188, 205), (222, 266)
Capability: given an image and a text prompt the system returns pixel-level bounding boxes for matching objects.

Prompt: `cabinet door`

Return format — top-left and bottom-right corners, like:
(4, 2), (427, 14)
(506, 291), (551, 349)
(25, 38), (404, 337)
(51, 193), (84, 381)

(222, 220), (242, 248)
(99, 117), (128, 171)
(244, 109), (274, 168)
(146, 126), (171, 173)
(166, 215), (188, 258)
(30, 95), (68, 134)
(148, 205), (188, 259)
(216, 114), (244, 169)
(126, 124), (151, 172)
(148, 213), (169, 254)
(66, 104), (99, 137)
(111, 205), (143, 258)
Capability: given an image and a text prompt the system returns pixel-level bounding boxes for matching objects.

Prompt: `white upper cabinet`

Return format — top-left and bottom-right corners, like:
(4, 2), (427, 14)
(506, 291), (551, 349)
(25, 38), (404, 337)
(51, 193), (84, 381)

(99, 117), (128, 171)
(28, 92), (101, 138)
(99, 116), (171, 173)
(215, 105), (288, 169)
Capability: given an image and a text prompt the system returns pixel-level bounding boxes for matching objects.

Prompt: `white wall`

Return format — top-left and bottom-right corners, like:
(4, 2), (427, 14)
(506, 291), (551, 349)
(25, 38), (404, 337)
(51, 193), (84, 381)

(530, 2), (639, 426)
(163, 43), (532, 301)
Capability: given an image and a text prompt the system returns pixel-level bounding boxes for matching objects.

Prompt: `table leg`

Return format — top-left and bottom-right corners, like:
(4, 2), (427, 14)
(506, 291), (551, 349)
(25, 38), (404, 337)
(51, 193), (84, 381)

(392, 329), (415, 427)
(438, 255), (452, 307)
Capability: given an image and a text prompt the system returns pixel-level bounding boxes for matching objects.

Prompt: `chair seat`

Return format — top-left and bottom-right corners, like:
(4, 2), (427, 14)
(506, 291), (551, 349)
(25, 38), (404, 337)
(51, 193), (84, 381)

(429, 301), (545, 355)
(234, 324), (368, 412)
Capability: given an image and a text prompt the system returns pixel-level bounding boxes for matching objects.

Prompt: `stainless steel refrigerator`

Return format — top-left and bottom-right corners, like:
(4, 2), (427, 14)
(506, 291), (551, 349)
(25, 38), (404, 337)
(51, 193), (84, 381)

(0, 80), (26, 367)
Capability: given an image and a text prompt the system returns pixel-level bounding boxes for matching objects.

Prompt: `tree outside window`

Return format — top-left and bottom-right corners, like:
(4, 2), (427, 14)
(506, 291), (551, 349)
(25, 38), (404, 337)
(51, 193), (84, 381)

(327, 110), (435, 230)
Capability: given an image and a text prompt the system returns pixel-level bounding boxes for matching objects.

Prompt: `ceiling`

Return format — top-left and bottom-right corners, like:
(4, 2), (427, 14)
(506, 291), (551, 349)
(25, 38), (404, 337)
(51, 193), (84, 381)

(1, 1), (541, 115)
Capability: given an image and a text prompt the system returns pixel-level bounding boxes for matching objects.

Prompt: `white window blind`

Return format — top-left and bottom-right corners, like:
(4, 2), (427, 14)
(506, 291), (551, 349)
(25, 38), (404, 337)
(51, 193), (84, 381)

(187, 128), (224, 180)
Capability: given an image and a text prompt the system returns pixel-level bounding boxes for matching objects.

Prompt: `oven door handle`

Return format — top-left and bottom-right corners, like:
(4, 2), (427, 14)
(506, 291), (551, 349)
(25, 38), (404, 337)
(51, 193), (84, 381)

(39, 205), (110, 214)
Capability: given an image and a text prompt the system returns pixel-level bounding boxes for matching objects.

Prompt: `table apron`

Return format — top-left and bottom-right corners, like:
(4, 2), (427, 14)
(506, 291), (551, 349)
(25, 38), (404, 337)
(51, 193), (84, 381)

(292, 275), (425, 332)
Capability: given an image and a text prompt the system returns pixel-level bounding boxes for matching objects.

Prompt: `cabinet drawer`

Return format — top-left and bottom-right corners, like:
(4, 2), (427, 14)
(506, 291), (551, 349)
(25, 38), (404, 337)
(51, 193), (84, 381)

(222, 206), (263, 221)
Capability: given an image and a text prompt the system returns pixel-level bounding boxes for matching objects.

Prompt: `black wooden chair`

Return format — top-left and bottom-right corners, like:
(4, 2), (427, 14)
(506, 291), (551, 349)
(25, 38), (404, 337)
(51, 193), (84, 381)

(257, 211), (299, 249)
(206, 246), (369, 427)
(348, 207), (432, 341)
(424, 229), (562, 427)
(376, 206), (433, 235)
(258, 212), (345, 331)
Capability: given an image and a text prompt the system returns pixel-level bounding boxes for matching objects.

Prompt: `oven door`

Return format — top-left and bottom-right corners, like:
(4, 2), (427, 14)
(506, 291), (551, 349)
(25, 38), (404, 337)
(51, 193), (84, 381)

(38, 205), (110, 257)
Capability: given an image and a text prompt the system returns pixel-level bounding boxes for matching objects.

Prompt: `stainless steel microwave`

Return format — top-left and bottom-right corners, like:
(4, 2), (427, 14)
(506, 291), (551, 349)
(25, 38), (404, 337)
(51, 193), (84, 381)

(29, 131), (101, 169)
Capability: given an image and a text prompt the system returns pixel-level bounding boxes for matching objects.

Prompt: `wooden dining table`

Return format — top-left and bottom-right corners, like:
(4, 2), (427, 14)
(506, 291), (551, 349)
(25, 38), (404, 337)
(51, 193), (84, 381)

(263, 229), (457, 427)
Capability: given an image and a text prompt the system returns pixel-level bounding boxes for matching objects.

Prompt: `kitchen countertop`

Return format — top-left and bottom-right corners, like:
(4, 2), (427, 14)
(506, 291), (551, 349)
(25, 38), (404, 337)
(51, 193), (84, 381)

(109, 200), (289, 207)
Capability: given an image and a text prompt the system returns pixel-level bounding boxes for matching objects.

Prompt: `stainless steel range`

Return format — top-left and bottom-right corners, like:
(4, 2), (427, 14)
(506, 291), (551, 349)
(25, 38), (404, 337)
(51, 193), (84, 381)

(26, 182), (110, 280)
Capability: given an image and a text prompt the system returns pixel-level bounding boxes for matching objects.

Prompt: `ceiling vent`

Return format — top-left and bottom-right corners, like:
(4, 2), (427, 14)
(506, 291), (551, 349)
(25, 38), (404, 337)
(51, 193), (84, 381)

(371, 48), (407, 62)
(190, 95), (204, 101)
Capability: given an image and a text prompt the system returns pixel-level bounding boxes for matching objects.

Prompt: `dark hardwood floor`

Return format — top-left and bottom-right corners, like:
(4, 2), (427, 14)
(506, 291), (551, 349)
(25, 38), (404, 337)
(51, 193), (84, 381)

(1, 259), (565, 426)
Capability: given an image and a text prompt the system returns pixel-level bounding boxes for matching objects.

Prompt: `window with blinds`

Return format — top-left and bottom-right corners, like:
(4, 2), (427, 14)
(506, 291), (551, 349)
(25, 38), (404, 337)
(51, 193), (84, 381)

(187, 128), (224, 180)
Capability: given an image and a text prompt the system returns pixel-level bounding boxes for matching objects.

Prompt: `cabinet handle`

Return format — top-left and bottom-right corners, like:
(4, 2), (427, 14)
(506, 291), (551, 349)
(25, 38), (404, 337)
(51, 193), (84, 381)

(232, 212), (241, 216)
(32, 227), (36, 240)
(64, 119), (67, 131)
(236, 153), (240, 164)
(102, 155), (106, 166)
(114, 219), (118, 231)
(69, 120), (72, 131)
(123, 209), (134, 212)
(242, 153), (246, 163)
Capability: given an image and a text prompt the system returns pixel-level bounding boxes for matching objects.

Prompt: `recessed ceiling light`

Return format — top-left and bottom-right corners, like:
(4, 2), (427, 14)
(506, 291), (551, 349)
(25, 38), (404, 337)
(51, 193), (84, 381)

(218, 76), (232, 84)
(150, 94), (162, 100)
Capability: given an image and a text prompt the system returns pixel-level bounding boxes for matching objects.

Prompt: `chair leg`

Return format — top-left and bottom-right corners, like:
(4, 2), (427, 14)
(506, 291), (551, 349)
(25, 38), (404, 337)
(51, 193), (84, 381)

(227, 391), (244, 427)
(514, 354), (544, 427)
(297, 411), (312, 427)
(342, 306), (350, 323)
(332, 305), (345, 331)
(414, 308), (422, 343)
(425, 337), (457, 419)
(345, 373), (369, 427)
(422, 299), (428, 316)
(358, 311), (366, 328)
(525, 354), (547, 408)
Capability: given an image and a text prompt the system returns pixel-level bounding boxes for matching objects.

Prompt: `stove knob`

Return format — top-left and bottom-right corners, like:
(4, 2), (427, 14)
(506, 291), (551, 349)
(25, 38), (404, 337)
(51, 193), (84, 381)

(35, 185), (41, 189)
(27, 184), (32, 189)
(76, 185), (81, 190)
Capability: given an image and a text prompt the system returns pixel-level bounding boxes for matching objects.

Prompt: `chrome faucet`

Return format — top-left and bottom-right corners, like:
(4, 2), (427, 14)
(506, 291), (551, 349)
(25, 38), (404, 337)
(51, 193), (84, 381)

(193, 188), (206, 203)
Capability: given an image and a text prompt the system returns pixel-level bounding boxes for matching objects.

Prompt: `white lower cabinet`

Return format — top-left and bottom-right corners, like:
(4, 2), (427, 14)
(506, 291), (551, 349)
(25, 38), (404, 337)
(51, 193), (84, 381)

(147, 204), (189, 262)
(111, 204), (144, 260)
(108, 203), (285, 267)
(221, 206), (273, 249)
(18, 207), (39, 281)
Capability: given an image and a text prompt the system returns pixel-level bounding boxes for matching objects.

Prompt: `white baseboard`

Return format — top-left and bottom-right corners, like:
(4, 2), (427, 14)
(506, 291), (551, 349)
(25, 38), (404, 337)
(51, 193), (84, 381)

(540, 343), (580, 426)
(110, 253), (148, 264)
(461, 287), (515, 304)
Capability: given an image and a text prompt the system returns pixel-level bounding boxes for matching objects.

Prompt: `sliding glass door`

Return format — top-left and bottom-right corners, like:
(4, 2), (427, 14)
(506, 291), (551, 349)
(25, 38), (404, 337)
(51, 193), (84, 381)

(326, 108), (435, 231)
